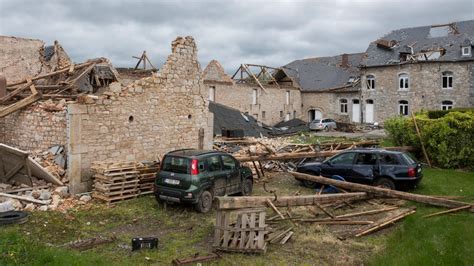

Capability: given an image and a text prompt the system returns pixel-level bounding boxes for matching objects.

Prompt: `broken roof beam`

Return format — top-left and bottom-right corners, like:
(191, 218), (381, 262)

(0, 84), (42, 118)
(242, 64), (267, 93)
(0, 79), (34, 104)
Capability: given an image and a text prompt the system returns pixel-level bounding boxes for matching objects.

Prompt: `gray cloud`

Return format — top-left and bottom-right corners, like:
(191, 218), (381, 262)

(0, 0), (472, 73)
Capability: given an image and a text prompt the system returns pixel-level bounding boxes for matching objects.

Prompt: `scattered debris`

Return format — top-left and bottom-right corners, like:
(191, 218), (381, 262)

(61, 236), (117, 251)
(172, 253), (221, 266)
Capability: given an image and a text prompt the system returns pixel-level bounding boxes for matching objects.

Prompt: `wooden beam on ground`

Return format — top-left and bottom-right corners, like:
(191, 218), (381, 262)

(0, 192), (50, 205)
(336, 206), (399, 218)
(215, 192), (368, 210)
(234, 150), (340, 162)
(266, 199), (285, 219)
(423, 205), (471, 218)
(355, 209), (416, 237)
(290, 171), (473, 212)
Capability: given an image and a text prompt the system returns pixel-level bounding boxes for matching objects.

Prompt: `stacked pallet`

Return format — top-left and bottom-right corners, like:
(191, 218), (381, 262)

(136, 161), (160, 195)
(91, 162), (141, 203)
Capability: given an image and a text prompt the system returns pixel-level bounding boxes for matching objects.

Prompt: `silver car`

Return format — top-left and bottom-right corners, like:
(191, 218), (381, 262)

(309, 118), (337, 131)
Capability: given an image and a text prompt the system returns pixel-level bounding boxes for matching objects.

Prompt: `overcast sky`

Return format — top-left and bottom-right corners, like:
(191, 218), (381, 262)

(0, 0), (472, 72)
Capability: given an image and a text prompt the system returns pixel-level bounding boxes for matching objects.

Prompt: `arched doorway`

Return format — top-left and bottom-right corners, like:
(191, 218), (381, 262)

(308, 109), (322, 122)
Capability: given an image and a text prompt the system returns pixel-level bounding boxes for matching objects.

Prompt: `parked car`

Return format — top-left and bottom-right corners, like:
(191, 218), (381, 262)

(309, 118), (337, 131)
(154, 149), (253, 213)
(295, 149), (423, 190)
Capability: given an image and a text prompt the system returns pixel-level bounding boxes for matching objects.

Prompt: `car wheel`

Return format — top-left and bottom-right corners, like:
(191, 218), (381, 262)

(374, 177), (396, 190)
(241, 178), (253, 196)
(302, 179), (318, 188)
(324, 126), (329, 131)
(195, 190), (213, 213)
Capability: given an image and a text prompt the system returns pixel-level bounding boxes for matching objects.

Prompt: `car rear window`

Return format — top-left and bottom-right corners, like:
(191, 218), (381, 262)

(379, 154), (401, 165)
(402, 153), (416, 165)
(162, 156), (190, 174)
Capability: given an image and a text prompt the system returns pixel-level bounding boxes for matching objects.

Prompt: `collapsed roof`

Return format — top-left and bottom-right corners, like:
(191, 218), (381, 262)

(362, 20), (474, 67)
(282, 53), (364, 92)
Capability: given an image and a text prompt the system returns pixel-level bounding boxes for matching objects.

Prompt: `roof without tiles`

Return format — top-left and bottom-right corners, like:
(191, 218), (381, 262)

(362, 20), (474, 67)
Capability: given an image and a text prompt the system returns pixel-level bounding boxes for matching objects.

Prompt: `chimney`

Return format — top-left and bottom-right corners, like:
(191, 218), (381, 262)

(0, 74), (6, 98)
(341, 53), (349, 68)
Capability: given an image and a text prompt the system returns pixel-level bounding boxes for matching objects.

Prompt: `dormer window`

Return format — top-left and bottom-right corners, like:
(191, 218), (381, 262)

(462, 46), (471, 57)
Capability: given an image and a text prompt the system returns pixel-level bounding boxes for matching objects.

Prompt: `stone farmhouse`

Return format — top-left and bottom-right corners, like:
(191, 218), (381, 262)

(359, 20), (474, 123)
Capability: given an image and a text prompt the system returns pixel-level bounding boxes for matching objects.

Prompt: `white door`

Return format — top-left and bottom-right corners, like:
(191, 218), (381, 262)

(352, 100), (360, 123)
(365, 100), (374, 123)
(315, 110), (322, 120)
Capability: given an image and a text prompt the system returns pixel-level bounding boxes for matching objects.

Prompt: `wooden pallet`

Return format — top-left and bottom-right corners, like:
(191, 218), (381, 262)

(92, 191), (138, 203)
(94, 180), (139, 193)
(213, 208), (268, 254)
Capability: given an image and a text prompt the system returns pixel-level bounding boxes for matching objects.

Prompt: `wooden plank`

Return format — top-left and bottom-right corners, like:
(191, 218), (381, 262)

(27, 157), (63, 185)
(215, 193), (368, 210)
(297, 220), (373, 225)
(279, 231), (294, 245)
(234, 150), (340, 162)
(0, 143), (29, 157)
(246, 212), (257, 249)
(355, 209), (416, 237)
(336, 206), (399, 218)
(412, 114), (431, 167)
(266, 199), (285, 219)
(0, 192), (50, 205)
(4, 161), (25, 181)
(269, 227), (293, 244)
(290, 171), (474, 212)
(314, 202), (335, 218)
(423, 205), (471, 218)
(214, 211), (224, 247)
(0, 80), (33, 103)
(0, 92), (42, 118)
(257, 211), (266, 249)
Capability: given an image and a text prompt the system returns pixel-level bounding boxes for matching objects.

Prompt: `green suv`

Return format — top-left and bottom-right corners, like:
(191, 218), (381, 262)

(154, 149), (254, 213)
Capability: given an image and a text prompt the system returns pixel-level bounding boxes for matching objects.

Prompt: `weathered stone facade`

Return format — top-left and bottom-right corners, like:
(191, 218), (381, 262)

(0, 36), (70, 84)
(0, 103), (67, 151)
(67, 36), (213, 193)
(360, 62), (473, 123)
(203, 60), (301, 126)
(301, 90), (360, 123)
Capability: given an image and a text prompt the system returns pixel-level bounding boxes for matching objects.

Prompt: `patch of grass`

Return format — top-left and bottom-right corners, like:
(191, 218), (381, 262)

(368, 168), (474, 265)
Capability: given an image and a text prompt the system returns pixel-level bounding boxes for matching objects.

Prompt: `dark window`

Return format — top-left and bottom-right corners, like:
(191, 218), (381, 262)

(221, 155), (236, 170)
(442, 72), (453, 89)
(399, 74), (409, 89)
(340, 99), (348, 113)
(441, 100), (453, 110)
(162, 156), (190, 174)
(399, 100), (409, 116)
(207, 155), (222, 172)
(329, 152), (356, 165)
(366, 75), (375, 90)
(379, 154), (400, 165)
(354, 153), (377, 165)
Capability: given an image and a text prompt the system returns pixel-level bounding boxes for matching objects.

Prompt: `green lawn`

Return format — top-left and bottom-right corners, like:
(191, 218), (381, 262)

(0, 168), (472, 265)
(368, 168), (474, 265)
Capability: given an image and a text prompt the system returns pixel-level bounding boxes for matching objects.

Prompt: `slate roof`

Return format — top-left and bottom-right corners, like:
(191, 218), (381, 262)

(209, 101), (269, 137)
(282, 53), (364, 92)
(362, 20), (474, 67)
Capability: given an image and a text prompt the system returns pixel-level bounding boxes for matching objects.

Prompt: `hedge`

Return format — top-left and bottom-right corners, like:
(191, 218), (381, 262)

(384, 110), (474, 169)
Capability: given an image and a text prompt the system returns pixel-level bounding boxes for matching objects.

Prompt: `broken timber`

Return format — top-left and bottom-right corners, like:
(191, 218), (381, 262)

(215, 193), (368, 210)
(290, 171), (474, 212)
(234, 150), (340, 162)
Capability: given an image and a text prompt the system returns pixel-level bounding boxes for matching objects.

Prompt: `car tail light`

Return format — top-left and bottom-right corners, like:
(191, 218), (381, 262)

(408, 167), (416, 177)
(191, 159), (199, 175)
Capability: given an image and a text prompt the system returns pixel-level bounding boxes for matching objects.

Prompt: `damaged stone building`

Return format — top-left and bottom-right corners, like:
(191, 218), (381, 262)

(359, 20), (474, 123)
(203, 60), (302, 126)
(0, 36), (213, 193)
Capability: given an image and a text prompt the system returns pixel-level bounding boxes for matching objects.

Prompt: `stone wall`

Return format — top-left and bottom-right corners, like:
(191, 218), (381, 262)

(206, 82), (302, 126)
(0, 103), (67, 151)
(0, 36), (70, 84)
(301, 91), (360, 123)
(361, 62), (473, 123)
(67, 36), (213, 193)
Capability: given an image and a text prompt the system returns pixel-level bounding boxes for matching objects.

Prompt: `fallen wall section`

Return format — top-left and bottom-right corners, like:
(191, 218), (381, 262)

(67, 36), (213, 193)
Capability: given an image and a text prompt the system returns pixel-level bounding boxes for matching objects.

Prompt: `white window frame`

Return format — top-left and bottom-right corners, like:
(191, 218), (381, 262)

(398, 100), (409, 116)
(209, 86), (215, 101)
(398, 73), (409, 90)
(366, 75), (375, 90)
(285, 90), (290, 105)
(441, 100), (453, 110)
(252, 89), (258, 105)
(340, 99), (348, 114)
(442, 72), (453, 89)
(462, 46), (471, 56)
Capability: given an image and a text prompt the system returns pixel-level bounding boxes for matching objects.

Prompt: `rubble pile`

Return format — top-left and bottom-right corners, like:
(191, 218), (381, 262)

(31, 145), (68, 184)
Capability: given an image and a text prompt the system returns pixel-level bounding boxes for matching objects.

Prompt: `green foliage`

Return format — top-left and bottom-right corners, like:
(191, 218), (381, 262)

(384, 111), (474, 169)
(427, 107), (474, 119)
